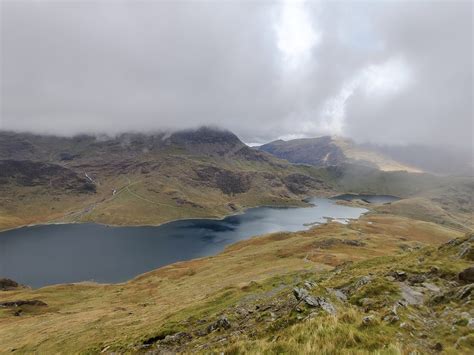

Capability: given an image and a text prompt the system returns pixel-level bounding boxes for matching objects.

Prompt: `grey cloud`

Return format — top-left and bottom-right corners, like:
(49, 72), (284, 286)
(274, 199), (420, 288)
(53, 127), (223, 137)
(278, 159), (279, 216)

(1, 0), (472, 150)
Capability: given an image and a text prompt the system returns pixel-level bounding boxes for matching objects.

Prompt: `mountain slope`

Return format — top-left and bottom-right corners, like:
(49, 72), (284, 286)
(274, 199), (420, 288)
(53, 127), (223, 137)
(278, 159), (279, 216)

(0, 203), (470, 353)
(259, 136), (422, 173)
(0, 128), (334, 231)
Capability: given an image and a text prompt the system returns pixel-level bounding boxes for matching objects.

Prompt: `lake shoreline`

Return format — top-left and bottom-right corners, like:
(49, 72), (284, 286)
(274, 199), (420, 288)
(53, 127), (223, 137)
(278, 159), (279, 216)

(0, 199), (315, 234)
(1, 197), (369, 288)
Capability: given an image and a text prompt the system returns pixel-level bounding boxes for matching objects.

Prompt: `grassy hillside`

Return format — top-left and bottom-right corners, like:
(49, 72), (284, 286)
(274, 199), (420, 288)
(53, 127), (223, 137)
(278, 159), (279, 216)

(0, 201), (469, 353)
(1, 129), (472, 354)
(0, 129), (334, 231)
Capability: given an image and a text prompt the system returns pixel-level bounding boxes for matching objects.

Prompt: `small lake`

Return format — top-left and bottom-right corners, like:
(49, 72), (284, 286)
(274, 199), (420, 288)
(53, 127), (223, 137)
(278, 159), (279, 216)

(0, 198), (367, 288)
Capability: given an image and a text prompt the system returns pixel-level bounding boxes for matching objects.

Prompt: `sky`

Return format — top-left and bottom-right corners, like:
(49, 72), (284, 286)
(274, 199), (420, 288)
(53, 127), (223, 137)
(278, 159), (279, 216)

(1, 0), (472, 149)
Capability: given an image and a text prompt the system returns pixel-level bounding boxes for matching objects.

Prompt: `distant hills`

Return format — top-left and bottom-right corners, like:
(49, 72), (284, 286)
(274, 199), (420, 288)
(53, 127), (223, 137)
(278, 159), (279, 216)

(1, 127), (471, 231)
(259, 136), (472, 175)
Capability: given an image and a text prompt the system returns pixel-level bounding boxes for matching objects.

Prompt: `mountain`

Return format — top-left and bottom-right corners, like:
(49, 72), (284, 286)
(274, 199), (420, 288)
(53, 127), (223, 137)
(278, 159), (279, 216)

(1, 128), (473, 353)
(0, 128), (333, 231)
(259, 136), (422, 173)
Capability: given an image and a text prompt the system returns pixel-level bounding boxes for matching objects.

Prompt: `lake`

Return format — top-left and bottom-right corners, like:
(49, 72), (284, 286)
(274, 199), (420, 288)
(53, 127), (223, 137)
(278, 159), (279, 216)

(0, 198), (367, 288)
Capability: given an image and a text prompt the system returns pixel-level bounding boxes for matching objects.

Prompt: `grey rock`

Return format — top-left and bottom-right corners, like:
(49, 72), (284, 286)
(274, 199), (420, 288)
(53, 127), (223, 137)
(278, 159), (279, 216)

(421, 282), (440, 293)
(353, 276), (372, 289)
(318, 297), (336, 315)
(399, 284), (424, 305)
(207, 316), (231, 333)
(304, 281), (317, 290)
(293, 287), (309, 301)
(334, 290), (347, 302)
(161, 332), (192, 345)
(303, 295), (320, 307)
(294, 287), (336, 314)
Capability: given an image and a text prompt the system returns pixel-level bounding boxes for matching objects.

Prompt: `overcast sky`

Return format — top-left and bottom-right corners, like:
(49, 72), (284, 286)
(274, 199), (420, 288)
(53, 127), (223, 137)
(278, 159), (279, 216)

(1, 0), (472, 148)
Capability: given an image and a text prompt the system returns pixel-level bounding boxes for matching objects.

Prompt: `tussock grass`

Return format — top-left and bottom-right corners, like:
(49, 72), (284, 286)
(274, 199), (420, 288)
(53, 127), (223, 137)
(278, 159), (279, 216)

(222, 310), (401, 355)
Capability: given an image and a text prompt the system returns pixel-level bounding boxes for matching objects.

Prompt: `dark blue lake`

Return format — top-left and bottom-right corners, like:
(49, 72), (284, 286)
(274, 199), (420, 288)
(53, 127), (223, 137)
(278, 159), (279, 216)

(0, 198), (367, 288)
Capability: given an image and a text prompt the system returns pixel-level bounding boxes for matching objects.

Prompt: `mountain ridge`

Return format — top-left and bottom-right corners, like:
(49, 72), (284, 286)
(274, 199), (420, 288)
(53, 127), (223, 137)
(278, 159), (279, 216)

(0, 128), (333, 231)
(259, 136), (423, 173)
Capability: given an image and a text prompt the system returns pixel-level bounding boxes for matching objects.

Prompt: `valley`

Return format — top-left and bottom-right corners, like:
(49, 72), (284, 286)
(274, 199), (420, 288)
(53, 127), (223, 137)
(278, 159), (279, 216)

(0, 128), (473, 353)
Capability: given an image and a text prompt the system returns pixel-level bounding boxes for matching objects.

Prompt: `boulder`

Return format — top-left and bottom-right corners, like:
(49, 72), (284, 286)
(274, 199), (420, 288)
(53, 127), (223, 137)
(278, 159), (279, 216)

(458, 266), (474, 283)
(317, 297), (336, 315)
(292, 287), (336, 314)
(207, 316), (231, 333)
(327, 288), (347, 301)
(0, 278), (19, 291)
(293, 287), (309, 301)
(399, 284), (424, 305)
(303, 295), (320, 307)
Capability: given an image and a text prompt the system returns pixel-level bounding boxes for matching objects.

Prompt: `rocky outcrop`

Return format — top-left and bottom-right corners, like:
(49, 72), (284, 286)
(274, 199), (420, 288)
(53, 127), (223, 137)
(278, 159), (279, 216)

(194, 166), (252, 195)
(0, 278), (19, 291)
(0, 160), (96, 193)
(0, 300), (47, 307)
(283, 173), (324, 194)
(293, 287), (336, 314)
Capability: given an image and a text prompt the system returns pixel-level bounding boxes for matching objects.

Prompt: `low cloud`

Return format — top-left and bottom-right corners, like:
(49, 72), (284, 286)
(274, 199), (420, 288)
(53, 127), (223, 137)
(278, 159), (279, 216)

(1, 0), (472, 149)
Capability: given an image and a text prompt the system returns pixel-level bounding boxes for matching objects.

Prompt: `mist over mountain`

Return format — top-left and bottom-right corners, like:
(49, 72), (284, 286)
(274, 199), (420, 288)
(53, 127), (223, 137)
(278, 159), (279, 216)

(1, 1), (473, 352)
(1, 0), (472, 151)
(259, 135), (472, 175)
